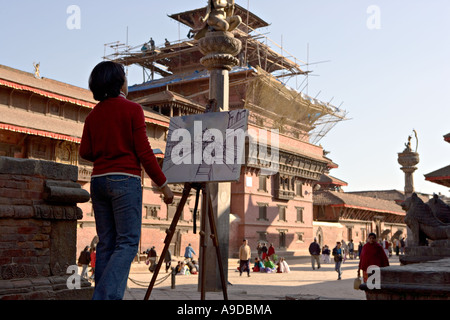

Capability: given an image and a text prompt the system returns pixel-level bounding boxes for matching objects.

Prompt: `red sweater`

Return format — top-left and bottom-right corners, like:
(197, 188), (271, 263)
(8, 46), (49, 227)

(358, 242), (389, 272)
(79, 96), (167, 187)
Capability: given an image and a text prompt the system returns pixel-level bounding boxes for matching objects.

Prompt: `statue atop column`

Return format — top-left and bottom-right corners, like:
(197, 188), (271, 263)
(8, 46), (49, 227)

(194, 0), (242, 40)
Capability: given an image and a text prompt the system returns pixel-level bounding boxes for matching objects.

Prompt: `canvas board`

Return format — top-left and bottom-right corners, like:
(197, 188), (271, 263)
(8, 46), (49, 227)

(162, 109), (248, 184)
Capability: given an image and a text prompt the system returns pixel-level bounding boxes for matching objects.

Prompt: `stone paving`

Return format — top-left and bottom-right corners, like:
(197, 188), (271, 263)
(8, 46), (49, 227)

(123, 255), (401, 300)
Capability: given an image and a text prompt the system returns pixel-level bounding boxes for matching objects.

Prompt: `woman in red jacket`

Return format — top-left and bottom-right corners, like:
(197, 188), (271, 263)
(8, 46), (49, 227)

(357, 233), (389, 283)
(80, 61), (173, 300)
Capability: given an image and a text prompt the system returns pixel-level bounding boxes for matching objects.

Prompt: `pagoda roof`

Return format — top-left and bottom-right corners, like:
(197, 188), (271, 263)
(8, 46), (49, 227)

(0, 64), (96, 108)
(444, 132), (450, 143)
(313, 190), (405, 216)
(132, 90), (205, 113)
(425, 165), (450, 188)
(318, 174), (348, 187)
(128, 66), (256, 93)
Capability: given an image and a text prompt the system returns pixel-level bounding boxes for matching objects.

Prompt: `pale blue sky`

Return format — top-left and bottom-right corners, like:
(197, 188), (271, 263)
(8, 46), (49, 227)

(1, 1), (449, 196)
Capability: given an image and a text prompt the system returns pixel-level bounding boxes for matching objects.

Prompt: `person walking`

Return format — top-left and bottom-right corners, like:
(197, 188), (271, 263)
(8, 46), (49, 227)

(381, 238), (390, 258)
(146, 246), (157, 272)
(348, 239), (354, 259)
(400, 237), (406, 255)
(78, 246), (91, 280)
(89, 246), (96, 282)
(308, 238), (321, 270)
(239, 239), (251, 277)
(332, 242), (343, 280)
(164, 248), (172, 273)
(322, 245), (331, 264)
(79, 61), (174, 300)
(358, 233), (389, 283)
(184, 243), (196, 261)
(358, 241), (363, 259)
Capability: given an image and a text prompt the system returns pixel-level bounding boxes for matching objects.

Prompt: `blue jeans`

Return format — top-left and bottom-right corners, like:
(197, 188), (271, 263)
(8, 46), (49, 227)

(90, 175), (142, 300)
(335, 260), (342, 279)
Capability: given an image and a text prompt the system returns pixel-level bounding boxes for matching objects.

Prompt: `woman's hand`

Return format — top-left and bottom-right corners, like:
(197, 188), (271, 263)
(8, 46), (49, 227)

(161, 185), (174, 204)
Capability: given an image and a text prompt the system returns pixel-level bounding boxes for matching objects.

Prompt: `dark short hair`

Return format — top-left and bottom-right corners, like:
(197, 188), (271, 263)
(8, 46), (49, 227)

(89, 61), (126, 101)
(368, 233), (377, 238)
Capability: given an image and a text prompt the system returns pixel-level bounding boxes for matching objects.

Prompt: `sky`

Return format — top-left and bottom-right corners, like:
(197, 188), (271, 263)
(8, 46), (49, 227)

(1, 0), (449, 196)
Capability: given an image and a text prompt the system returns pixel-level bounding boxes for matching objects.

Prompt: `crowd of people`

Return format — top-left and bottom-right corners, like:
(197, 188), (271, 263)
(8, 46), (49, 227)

(78, 234), (403, 287)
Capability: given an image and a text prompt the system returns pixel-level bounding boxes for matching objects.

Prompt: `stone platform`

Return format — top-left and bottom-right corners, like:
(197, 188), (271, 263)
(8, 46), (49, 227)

(360, 257), (450, 300)
(0, 157), (93, 300)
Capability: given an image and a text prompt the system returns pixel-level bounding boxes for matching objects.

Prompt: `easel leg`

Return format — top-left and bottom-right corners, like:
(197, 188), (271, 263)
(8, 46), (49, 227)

(143, 183), (192, 301)
(199, 185), (207, 300)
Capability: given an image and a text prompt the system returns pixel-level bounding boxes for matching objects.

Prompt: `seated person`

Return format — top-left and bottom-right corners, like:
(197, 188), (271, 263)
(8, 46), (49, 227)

(177, 261), (190, 275)
(253, 257), (264, 272)
(262, 256), (276, 273)
(186, 260), (198, 274)
(277, 257), (290, 273)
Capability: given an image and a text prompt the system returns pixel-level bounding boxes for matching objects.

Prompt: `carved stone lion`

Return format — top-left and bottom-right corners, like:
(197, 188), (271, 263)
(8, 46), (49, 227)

(402, 193), (450, 246)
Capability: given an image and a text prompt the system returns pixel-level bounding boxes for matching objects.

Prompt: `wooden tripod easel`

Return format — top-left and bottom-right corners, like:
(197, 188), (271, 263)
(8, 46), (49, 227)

(143, 182), (228, 300)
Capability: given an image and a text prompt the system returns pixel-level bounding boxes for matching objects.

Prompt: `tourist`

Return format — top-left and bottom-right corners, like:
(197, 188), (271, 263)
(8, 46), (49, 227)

(400, 237), (406, 255)
(267, 243), (275, 261)
(277, 257), (290, 273)
(164, 248), (172, 273)
(80, 61), (174, 300)
(348, 239), (354, 259)
(239, 239), (251, 277)
(262, 256), (276, 273)
(308, 238), (321, 270)
(261, 243), (268, 260)
(146, 246), (157, 273)
(381, 238), (390, 258)
(177, 261), (190, 275)
(357, 233), (390, 283)
(253, 257), (264, 272)
(78, 246), (91, 280)
(256, 243), (263, 260)
(332, 242), (343, 280)
(358, 241), (363, 259)
(186, 259), (198, 274)
(322, 245), (331, 263)
(393, 238), (399, 256)
(89, 246), (96, 282)
(184, 243), (196, 261)
(341, 240), (348, 262)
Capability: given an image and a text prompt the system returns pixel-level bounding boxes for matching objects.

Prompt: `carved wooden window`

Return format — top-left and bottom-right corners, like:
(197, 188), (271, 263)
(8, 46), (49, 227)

(258, 175), (267, 192)
(257, 203), (268, 221)
(144, 204), (161, 219)
(295, 181), (303, 197)
(257, 231), (267, 242)
(296, 232), (305, 242)
(278, 230), (287, 248)
(278, 205), (287, 222)
(296, 207), (304, 223)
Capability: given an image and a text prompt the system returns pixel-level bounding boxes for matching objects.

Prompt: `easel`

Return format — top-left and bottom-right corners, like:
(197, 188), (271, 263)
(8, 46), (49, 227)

(143, 182), (228, 300)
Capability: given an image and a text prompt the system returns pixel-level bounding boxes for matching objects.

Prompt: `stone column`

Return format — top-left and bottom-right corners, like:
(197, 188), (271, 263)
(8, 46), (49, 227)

(198, 31), (242, 292)
(397, 148), (420, 247)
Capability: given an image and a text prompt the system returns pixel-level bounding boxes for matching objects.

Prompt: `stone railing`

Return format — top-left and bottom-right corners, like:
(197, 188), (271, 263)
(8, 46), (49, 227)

(0, 157), (93, 300)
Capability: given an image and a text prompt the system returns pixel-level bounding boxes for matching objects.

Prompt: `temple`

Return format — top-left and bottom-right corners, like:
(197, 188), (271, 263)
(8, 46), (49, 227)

(424, 133), (450, 190)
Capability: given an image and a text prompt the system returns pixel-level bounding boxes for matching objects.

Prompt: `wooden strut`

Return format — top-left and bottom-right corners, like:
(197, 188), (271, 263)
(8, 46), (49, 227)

(143, 182), (228, 301)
